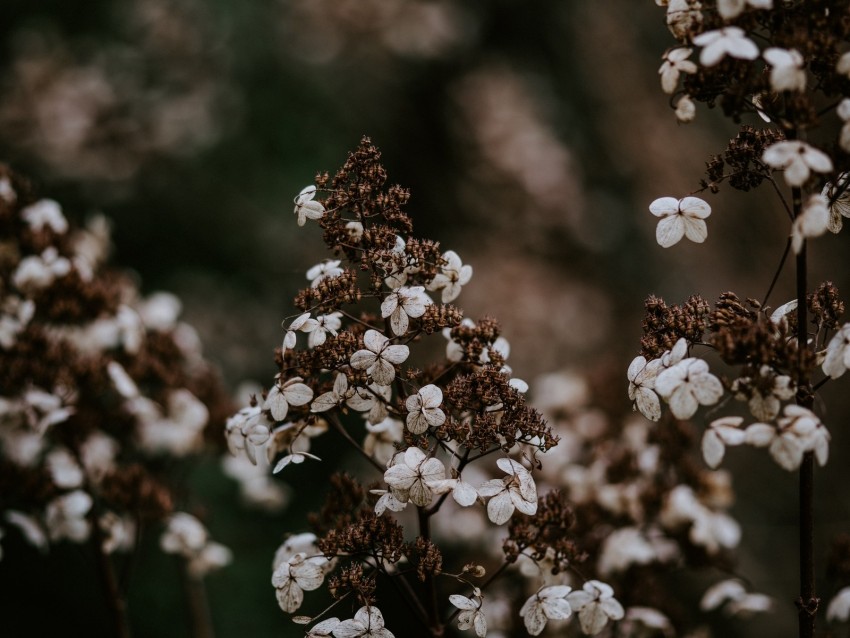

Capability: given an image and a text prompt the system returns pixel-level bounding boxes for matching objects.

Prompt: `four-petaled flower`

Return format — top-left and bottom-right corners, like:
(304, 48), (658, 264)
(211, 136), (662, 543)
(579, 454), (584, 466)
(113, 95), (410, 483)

(566, 580), (625, 636)
(762, 140), (833, 187)
(693, 27), (759, 67)
(763, 47), (806, 92)
(332, 606), (394, 638)
(520, 585), (573, 636)
(822, 174), (850, 233)
(649, 196), (711, 248)
(294, 186), (325, 226)
(659, 48), (697, 94)
(405, 384), (446, 434)
(306, 260), (344, 288)
(477, 458), (537, 525)
(383, 447), (446, 507)
(627, 355), (663, 421)
(702, 416), (746, 468)
(272, 552), (327, 612)
(381, 286), (431, 336)
(427, 250), (472, 303)
(655, 357), (723, 419)
(449, 594), (487, 637)
(264, 376), (314, 422)
(350, 329), (410, 386)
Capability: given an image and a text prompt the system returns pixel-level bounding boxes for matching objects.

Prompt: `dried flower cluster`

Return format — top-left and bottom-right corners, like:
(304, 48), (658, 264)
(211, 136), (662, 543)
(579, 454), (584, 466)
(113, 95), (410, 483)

(224, 138), (643, 637)
(0, 165), (232, 614)
(642, 0), (850, 633)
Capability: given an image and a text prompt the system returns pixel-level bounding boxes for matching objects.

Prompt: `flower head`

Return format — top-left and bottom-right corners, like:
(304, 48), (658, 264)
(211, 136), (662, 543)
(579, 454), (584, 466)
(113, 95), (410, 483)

(477, 458), (537, 525)
(763, 47), (806, 92)
(659, 48), (697, 94)
(519, 586), (573, 635)
(332, 606), (394, 638)
(762, 140), (833, 187)
(405, 384), (446, 434)
(349, 329), (409, 386)
(693, 27), (759, 67)
(449, 594), (487, 637)
(427, 250), (472, 303)
(655, 357), (723, 419)
(566, 580), (625, 636)
(294, 185), (325, 226)
(649, 196), (711, 247)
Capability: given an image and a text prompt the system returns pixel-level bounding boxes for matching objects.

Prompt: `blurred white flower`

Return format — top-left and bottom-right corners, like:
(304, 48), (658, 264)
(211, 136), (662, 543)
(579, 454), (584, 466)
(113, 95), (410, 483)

(763, 48), (805, 92)
(46, 490), (93, 542)
(598, 527), (658, 576)
(675, 95), (696, 122)
(701, 579), (773, 617)
(791, 194), (829, 254)
(702, 416), (746, 468)
(693, 27), (759, 66)
(363, 417), (404, 466)
(762, 140), (833, 187)
(823, 323), (850, 378)
(827, 586), (850, 622)
(306, 260), (344, 287)
(12, 247), (72, 292)
(649, 196), (711, 247)
(717, 0), (773, 19)
(21, 199), (68, 234)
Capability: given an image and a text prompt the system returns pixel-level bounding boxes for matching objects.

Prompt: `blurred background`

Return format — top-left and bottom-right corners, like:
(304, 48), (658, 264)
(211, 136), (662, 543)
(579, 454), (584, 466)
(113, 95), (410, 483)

(1, 0), (850, 636)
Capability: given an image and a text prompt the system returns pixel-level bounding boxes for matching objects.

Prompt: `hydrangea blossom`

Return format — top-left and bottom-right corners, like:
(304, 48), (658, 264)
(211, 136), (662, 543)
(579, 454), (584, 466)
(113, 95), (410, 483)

(449, 594), (487, 637)
(701, 579), (773, 617)
(649, 196), (711, 248)
(566, 580), (625, 636)
(791, 194), (830, 254)
(702, 416), (747, 468)
(762, 140), (833, 187)
(404, 384), (446, 434)
(294, 185), (325, 226)
(519, 585), (572, 636)
(383, 447), (446, 507)
(306, 260), (344, 287)
(427, 250), (472, 302)
(659, 48), (697, 94)
(763, 47), (806, 92)
(692, 27), (759, 67)
(264, 376), (315, 422)
(675, 95), (696, 123)
(627, 355), (663, 421)
(380, 286), (431, 335)
(717, 0), (773, 20)
(823, 174), (850, 233)
(827, 586), (850, 623)
(655, 357), (723, 419)
(476, 458), (537, 525)
(332, 606), (394, 638)
(272, 552), (328, 612)
(20, 199), (69, 234)
(745, 405), (829, 470)
(823, 323), (850, 378)
(349, 329), (410, 386)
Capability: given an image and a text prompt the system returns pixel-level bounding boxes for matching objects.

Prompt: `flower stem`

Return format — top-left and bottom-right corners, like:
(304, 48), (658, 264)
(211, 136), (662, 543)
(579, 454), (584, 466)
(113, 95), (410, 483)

(792, 182), (818, 638)
(91, 520), (132, 638)
(418, 508), (444, 637)
(181, 563), (215, 638)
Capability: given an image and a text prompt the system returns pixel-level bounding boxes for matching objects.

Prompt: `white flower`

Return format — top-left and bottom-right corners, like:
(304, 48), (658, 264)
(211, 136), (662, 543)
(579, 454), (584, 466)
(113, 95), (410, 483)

(381, 286), (431, 335)
(5, 511), (47, 551)
(307, 618), (340, 637)
(0, 176), (16, 203)
(449, 595), (487, 637)
(717, 0), (772, 19)
(264, 376), (314, 422)
(702, 416), (746, 468)
(309, 312), (343, 347)
(294, 185), (325, 226)
(427, 250), (472, 303)
(332, 606), (394, 638)
(701, 579), (773, 617)
(839, 52), (850, 78)
(98, 512), (135, 554)
(666, 0), (703, 40)
(659, 48), (697, 94)
(791, 194), (830, 254)
(346, 383), (391, 424)
(675, 95), (696, 122)
(46, 490), (93, 542)
(827, 586), (850, 622)
(46, 448), (84, 489)
(693, 27), (759, 67)
(627, 356), (663, 421)
(188, 541), (232, 577)
(12, 247), (72, 292)
(383, 447), (446, 507)
(350, 329), (409, 386)
(621, 607), (674, 636)
(731, 365), (795, 421)
(519, 586), (572, 636)
(272, 450), (321, 473)
(0, 296), (35, 349)
(363, 417), (404, 465)
(311, 373), (355, 413)
(763, 48), (806, 92)
(272, 552), (327, 613)
(597, 527), (658, 576)
(21, 199), (68, 234)
(566, 581), (625, 636)
(746, 405), (829, 470)
(283, 312), (318, 350)
(822, 174), (850, 233)
(477, 458), (537, 525)
(427, 474), (479, 507)
(161, 512), (208, 555)
(823, 323), (850, 378)
(655, 357), (723, 419)
(405, 384), (446, 434)
(762, 140), (833, 187)
(649, 196), (711, 247)
(306, 260), (344, 287)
